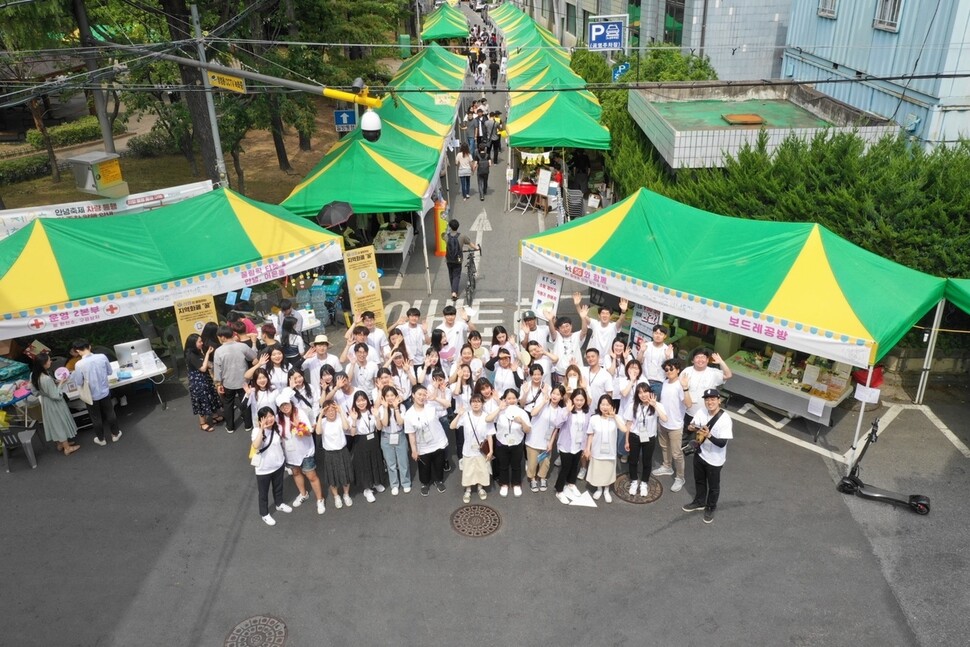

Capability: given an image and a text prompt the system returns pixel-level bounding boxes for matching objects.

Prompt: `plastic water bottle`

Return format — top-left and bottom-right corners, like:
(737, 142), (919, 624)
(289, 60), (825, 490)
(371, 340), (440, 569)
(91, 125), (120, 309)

(131, 351), (140, 370)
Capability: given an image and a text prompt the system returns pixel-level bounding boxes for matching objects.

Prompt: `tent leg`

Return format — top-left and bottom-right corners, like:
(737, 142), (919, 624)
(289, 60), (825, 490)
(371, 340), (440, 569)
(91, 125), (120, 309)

(516, 258), (523, 328)
(846, 366), (874, 473)
(915, 298), (945, 405)
(421, 209), (432, 296)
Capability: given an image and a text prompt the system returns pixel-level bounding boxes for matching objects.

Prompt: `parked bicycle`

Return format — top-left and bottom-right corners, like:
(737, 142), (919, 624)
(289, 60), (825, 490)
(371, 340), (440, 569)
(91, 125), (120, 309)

(463, 244), (482, 304)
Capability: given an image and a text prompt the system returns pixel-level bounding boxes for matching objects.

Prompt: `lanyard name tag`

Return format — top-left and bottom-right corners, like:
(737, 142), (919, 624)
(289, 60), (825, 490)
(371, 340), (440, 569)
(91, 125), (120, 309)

(389, 432), (400, 445)
(367, 432), (375, 441)
(600, 429), (612, 453)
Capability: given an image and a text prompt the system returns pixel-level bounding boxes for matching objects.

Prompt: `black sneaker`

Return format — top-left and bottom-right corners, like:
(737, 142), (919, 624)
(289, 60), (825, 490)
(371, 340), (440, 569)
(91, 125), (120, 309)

(682, 500), (706, 513)
(703, 507), (715, 524)
(435, 481), (447, 493)
(443, 459), (452, 473)
(420, 485), (430, 497)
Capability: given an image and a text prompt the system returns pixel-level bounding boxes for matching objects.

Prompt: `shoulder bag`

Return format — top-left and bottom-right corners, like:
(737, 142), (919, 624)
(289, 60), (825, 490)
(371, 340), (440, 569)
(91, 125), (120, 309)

(249, 427), (277, 467)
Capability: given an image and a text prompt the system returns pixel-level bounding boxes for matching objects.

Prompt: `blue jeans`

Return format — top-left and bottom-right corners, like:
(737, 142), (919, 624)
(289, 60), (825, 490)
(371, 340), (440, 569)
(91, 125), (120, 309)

(459, 175), (471, 198)
(380, 432), (411, 489)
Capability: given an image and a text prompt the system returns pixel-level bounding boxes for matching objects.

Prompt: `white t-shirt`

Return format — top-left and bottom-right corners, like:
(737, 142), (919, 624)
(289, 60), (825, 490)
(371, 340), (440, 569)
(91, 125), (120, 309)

(659, 381), (686, 431)
(251, 426), (285, 475)
(681, 366), (725, 417)
(437, 320), (470, 349)
(582, 365), (613, 404)
(519, 381), (545, 415)
(352, 410), (379, 440)
(692, 408), (733, 467)
(303, 354), (342, 381)
(405, 405), (448, 454)
(519, 324), (550, 351)
(629, 402), (665, 440)
(491, 365), (522, 395)
(378, 404), (406, 442)
(641, 343), (671, 382)
(587, 319), (620, 357)
(526, 403), (567, 450)
(401, 324), (427, 365)
(587, 415), (619, 460)
(389, 368), (413, 401)
(618, 376), (647, 421)
(558, 411), (588, 454)
(526, 356), (553, 387)
(346, 360), (379, 393)
(492, 404), (528, 446)
(268, 365), (289, 392)
(280, 410), (315, 465)
(458, 410), (494, 457)
(552, 332), (584, 374)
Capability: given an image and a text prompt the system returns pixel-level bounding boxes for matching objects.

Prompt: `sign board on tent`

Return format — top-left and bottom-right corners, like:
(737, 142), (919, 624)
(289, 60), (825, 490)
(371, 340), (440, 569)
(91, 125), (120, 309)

(174, 295), (218, 344)
(343, 245), (387, 332)
(531, 272), (562, 322)
(536, 169), (552, 197)
(628, 303), (664, 350)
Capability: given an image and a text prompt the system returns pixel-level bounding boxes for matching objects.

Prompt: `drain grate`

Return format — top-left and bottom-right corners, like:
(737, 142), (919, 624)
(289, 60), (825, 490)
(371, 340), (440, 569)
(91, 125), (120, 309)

(225, 615), (287, 647)
(612, 474), (664, 504)
(451, 504), (502, 537)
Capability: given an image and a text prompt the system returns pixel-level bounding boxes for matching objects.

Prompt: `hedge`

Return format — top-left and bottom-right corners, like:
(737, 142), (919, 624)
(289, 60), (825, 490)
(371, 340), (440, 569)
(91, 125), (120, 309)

(0, 154), (51, 186)
(26, 115), (125, 150)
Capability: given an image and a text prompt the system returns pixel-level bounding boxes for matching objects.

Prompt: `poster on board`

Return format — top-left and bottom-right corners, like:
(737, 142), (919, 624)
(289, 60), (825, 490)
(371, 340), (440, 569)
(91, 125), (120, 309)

(628, 302), (664, 350)
(531, 272), (562, 323)
(536, 168), (552, 196)
(343, 245), (387, 331)
(174, 295), (218, 344)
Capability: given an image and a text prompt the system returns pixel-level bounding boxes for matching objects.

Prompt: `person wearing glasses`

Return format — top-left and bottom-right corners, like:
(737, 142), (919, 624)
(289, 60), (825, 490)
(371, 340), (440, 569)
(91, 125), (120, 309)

(654, 358), (690, 492)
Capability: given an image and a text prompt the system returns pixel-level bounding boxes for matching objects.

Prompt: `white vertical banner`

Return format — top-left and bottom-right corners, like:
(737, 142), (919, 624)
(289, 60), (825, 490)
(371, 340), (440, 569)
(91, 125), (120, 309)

(628, 302), (664, 349)
(531, 272), (562, 323)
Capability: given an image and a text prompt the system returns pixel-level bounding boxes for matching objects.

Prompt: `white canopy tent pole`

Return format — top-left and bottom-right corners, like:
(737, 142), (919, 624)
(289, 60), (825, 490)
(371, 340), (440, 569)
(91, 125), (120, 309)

(915, 298), (945, 405)
(517, 258), (523, 328)
(846, 366), (875, 471)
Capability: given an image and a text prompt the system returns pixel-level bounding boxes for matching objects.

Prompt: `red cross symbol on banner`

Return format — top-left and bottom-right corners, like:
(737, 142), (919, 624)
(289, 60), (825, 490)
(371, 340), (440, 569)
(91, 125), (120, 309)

(29, 318), (45, 330)
(105, 304), (120, 315)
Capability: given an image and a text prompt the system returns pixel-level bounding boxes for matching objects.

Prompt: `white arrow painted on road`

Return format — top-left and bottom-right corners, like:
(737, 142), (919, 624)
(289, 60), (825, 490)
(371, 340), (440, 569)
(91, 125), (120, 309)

(470, 209), (492, 249)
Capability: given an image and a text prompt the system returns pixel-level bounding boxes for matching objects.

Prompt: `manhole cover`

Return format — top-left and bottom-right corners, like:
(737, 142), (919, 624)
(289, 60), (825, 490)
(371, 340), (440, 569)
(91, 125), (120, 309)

(225, 615), (287, 647)
(612, 474), (663, 504)
(451, 504), (501, 537)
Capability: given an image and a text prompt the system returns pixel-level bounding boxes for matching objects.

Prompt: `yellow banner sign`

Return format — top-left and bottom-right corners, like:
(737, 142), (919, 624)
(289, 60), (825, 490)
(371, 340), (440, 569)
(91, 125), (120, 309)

(208, 71), (246, 94)
(174, 295), (218, 344)
(342, 246), (387, 332)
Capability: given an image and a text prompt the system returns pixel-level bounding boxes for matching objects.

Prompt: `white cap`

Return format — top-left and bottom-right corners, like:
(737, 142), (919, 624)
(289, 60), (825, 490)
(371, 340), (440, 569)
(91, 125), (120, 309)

(275, 388), (294, 408)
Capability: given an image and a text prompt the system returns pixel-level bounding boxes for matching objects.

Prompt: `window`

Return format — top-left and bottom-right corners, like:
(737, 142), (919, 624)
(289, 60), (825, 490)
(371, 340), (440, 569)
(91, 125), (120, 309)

(582, 10), (591, 42)
(566, 2), (577, 36)
(817, 0), (837, 18)
(664, 1), (685, 46)
(873, 0), (903, 32)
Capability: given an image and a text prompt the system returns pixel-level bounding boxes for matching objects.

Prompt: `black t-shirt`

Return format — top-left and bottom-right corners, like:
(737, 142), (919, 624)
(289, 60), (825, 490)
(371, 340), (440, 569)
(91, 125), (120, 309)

(186, 351), (205, 372)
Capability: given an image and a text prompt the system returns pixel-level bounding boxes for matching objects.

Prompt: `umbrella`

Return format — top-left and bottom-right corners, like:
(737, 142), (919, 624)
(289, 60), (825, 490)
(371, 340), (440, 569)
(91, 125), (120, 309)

(316, 201), (354, 228)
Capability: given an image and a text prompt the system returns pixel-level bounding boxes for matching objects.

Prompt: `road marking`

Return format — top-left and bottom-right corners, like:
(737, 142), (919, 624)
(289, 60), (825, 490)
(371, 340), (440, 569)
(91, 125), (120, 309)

(470, 208), (491, 251)
(900, 403), (970, 458)
(733, 414), (849, 464)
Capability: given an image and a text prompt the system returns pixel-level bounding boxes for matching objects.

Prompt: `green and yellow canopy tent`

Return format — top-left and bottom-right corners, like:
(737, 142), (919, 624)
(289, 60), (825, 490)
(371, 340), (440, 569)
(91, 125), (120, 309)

(518, 188), (945, 454)
(420, 2), (469, 42)
(396, 42), (467, 81)
(0, 188), (342, 338)
(506, 92), (611, 149)
(911, 277), (970, 404)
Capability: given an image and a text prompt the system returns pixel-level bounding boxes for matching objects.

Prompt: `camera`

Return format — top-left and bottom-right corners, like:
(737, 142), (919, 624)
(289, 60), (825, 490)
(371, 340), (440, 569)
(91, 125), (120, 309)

(361, 108), (381, 142)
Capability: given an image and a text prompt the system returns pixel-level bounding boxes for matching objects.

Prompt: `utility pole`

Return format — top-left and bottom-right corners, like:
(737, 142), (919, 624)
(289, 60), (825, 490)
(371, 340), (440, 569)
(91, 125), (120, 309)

(72, 0), (115, 154)
(190, 4), (227, 185)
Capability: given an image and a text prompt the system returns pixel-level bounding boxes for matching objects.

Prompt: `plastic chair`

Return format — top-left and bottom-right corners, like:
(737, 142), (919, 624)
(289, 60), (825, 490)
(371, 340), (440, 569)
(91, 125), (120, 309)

(1, 425), (39, 472)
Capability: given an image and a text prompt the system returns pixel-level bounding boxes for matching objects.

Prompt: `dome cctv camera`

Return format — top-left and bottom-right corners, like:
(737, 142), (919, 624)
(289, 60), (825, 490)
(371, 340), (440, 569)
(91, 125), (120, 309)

(361, 109), (381, 142)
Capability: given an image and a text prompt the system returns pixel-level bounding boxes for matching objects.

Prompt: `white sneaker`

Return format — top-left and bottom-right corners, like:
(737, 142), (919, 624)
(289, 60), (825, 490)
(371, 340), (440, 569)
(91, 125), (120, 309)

(513, 485), (523, 497)
(629, 480), (639, 496)
(567, 484), (582, 498)
(604, 488), (613, 504)
(403, 486), (412, 494)
(478, 487), (487, 500)
(292, 492), (310, 507)
(640, 481), (649, 497)
(554, 456), (562, 467)
(111, 431), (122, 442)
(539, 479), (548, 492)
(343, 494), (353, 507)
(373, 484), (386, 493)
(316, 499), (326, 515)
(500, 485), (509, 497)
(391, 486), (400, 496)
(671, 477), (685, 492)
(285, 467), (293, 476)
(592, 488), (602, 501)
(652, 465), (674, 477)
(463, 489), (471, 503)
(275, 503), (292, 513)
(363, 489), (376, 503)
(333, 496), (343, 509)
(556, 492), (571, 505)
(577, 467), (587, 480)
(93, 437), (107, 446)
(261, 514), (276, 526)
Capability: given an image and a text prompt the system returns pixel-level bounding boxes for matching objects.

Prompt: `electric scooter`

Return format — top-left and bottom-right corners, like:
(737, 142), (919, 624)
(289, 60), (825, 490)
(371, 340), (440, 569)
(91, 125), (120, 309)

(837, 418), (930, 515)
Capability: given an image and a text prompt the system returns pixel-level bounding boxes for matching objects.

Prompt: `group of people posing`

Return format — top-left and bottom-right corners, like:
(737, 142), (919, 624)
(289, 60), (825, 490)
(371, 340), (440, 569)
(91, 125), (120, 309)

(185, 293), (735, 527)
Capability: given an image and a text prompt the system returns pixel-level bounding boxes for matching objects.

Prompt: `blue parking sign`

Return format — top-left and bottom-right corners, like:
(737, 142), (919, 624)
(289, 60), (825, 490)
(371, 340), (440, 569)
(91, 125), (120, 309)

(612, 62), (630, 82)
(589, 20), (624, 51)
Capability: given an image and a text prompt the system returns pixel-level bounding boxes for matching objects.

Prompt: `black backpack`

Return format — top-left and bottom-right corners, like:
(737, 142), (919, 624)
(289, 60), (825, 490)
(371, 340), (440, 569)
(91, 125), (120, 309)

(477, 156), (490, 176)
(446, 232), (461, 263)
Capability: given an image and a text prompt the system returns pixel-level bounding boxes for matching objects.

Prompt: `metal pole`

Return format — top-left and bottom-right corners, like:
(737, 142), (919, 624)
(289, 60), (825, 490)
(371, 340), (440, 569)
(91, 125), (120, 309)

(846, 366), (874, 471)
(915, 298), (945, 404)
(72, 0), (115, 154)
(190, 4), (227, 186)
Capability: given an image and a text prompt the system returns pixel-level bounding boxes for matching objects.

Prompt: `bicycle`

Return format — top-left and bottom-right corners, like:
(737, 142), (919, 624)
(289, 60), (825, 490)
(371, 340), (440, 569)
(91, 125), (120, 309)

(463, 245), (482, 304)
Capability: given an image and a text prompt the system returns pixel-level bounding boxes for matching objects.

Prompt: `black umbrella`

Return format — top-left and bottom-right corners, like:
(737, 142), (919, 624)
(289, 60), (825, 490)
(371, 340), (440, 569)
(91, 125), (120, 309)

(316, 201), (354, 229)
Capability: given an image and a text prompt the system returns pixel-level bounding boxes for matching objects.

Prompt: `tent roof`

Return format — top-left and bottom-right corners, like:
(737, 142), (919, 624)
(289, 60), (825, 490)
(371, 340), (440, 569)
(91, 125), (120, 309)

(507, 93), (611, 149)
(0, 187), (341, 318)
(421, 3), (469, 41)
(520, 189), (945, 364)
(944, 278), (970, 315)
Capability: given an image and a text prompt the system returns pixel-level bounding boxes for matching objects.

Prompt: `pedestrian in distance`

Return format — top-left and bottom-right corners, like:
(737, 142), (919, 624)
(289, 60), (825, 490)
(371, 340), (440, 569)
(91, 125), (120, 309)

(184, 333), (223, 432)
(682, 388), (733, 524)
(251, 406), (291, 526)
(69, 338), (121, 446)
(456, 142), (474, 200)
(213, 325), (257, 433)
(30, 353), (79, 455)
(474, 147), (490, 201)
(441, 220), (478, 301)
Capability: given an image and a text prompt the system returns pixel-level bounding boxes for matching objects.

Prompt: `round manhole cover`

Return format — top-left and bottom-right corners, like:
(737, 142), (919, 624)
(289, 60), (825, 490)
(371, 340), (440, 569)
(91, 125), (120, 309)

(612, 474), (663, 504)
(451, 504), (501, 537)
(225, 615), (287, 647)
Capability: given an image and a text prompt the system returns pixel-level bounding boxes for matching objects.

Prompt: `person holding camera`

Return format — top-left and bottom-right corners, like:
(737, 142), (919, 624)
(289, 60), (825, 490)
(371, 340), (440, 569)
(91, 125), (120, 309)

(682, 388), (733, 524)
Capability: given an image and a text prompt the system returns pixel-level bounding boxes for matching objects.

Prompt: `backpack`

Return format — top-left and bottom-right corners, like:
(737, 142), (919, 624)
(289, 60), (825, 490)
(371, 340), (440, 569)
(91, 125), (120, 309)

(477, 157), (490, 176)
(446, 232), (461, 263)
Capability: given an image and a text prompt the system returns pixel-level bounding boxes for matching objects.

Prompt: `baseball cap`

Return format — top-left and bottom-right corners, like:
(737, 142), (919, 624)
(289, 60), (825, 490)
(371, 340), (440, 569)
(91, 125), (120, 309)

(275, 388), (294, 407)
(702, 388), (720, 400)
(313, 334), (330, 345)
(521, 310), (537, 321)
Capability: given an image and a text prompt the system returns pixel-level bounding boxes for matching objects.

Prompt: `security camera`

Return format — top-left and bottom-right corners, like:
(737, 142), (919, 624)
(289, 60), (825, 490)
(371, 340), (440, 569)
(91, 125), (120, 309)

(351, 77), (365, 94)
(361, 109), (381, 142)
